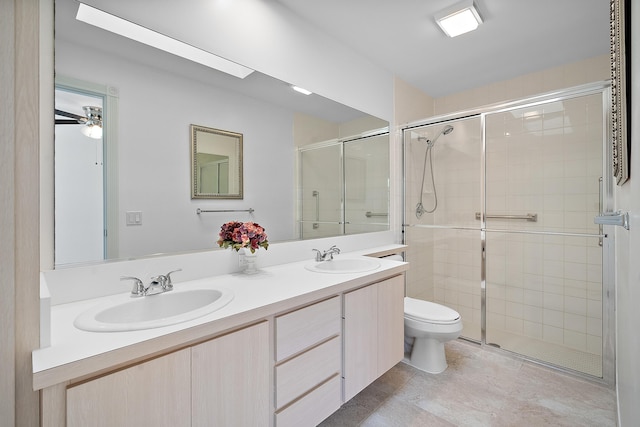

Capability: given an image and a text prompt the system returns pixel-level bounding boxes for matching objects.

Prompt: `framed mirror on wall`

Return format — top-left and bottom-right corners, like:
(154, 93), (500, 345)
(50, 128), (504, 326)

(610, 0), (631, 185)
(191, 124), (243, 199)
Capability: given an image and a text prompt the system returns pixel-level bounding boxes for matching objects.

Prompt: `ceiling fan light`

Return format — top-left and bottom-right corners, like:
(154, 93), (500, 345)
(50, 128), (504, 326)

(435, 0), (482, 38)
(81, 106), (103, 139)
(82, 123), (103, 139)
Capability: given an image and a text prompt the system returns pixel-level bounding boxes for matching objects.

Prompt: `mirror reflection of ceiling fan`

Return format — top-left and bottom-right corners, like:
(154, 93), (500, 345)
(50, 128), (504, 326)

(55, 106), (103, 139)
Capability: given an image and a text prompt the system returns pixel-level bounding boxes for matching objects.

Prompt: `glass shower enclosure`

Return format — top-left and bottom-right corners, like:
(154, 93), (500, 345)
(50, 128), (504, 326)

(298, 132), (389, 239)
(403, 85), (613, 382)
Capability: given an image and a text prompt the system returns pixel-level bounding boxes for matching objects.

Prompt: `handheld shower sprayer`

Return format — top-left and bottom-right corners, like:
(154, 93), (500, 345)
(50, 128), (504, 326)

(421, 125), (453, 147)
(415, 124), (454, 218)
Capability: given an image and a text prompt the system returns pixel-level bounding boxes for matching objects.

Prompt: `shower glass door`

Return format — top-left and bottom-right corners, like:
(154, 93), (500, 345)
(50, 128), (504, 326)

(403, 116), (483, 341)
(484, 92), (607, 377)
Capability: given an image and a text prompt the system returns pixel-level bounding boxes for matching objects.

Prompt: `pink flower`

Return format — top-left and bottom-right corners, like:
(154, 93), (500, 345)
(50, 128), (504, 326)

(217, 221), (269, 253)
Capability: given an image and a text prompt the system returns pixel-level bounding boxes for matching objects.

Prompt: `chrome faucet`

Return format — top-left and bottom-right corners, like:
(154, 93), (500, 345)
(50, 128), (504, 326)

(312, 245), (341, 262)
(121, 269), (182, 297)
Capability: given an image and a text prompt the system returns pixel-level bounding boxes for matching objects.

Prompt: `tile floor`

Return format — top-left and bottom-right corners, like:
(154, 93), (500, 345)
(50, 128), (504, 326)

(320, 339), (617, 427)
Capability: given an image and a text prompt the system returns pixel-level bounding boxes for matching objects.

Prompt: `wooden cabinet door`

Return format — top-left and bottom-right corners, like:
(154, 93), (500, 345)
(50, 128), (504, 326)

(377, 274), (405, 377)
(343, 284), (378, 402)
(192, 321), (270, 426)
(343, 275), (405, 402)
(67, 349), (191, 427)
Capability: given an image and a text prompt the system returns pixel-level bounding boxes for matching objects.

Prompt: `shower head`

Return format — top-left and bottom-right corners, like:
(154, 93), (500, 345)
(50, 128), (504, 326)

(415, 123), (454, 218)
(423, 124), (454, 147)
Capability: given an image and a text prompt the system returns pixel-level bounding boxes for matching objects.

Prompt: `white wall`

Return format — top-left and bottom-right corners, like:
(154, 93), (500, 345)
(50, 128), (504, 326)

(615, 2), (640, 423)
(56, 40), (295, 259)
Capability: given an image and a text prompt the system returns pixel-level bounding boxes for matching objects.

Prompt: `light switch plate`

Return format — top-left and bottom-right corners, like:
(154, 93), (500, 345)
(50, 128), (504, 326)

(126, 211), (142, 226)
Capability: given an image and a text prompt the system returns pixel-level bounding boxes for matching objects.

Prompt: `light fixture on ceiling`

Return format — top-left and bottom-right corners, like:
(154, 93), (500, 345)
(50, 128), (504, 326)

(55, 106), (103, 139)
(81, 106), (103, 139)
(434, 0), (483, 38)
(291, 85), (313, 95)
(75, 3), (254, 79)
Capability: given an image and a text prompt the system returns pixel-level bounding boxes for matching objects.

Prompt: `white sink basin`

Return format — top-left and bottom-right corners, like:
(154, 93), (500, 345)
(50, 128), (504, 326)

(74, 288), (234, 332)
(305, 258), (381, 274)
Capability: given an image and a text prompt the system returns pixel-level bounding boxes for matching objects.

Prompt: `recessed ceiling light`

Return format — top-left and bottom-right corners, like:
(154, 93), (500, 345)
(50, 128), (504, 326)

(75, 3), (254, 79)
(291, 85), (312, 95)
(435, 0), (483, 38)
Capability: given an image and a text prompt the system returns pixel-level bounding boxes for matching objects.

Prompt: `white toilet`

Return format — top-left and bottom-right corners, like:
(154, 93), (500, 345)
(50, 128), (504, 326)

(404, 297), (463, 374)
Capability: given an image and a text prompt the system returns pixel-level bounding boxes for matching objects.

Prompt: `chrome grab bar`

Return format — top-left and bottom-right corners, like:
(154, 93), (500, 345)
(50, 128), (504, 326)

(365, 212), (388, 218)
(313, 190), (320, 229)
(197, 208), (255, 214)
(475, 212), (538, 222)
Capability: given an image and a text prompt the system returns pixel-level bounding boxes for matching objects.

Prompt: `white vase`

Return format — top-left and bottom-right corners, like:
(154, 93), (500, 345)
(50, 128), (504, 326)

(242, 249), (258, 274)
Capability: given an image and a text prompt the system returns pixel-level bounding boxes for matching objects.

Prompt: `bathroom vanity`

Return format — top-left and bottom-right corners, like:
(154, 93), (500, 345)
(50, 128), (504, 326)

(34, 247), (407, 426)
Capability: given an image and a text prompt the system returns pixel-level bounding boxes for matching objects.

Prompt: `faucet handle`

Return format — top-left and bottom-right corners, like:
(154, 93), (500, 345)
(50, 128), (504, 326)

(121, 276), (144, 296)
(312, 249), (322, 262)
(164, 269), (182, 290)
(150, 275), (167, 286)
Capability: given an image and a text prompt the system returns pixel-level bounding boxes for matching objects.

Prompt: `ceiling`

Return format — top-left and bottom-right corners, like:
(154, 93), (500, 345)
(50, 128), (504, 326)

(275, 0), (610, 98)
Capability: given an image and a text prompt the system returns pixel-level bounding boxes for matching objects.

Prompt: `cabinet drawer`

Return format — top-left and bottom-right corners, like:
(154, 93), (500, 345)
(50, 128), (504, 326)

(275, 374), (341, 427)
(276, 336), (341, 409)
(276, 296), (341, 361)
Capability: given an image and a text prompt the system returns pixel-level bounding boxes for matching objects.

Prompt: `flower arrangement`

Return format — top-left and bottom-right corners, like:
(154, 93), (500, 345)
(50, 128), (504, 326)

(217, 221), (269, 253)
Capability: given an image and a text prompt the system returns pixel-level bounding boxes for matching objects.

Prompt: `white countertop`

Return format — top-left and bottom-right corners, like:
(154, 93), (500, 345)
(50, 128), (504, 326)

(32, 249), (408, 390)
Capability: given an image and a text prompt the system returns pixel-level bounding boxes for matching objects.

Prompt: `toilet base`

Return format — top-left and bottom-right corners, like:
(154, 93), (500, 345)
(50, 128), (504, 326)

(408, 337), (448, 374)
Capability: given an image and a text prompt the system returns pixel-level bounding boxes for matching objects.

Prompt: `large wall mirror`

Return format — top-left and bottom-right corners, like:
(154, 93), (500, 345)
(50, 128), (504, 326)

(52, 0), (389, 267)
(191, 125), (243, 199)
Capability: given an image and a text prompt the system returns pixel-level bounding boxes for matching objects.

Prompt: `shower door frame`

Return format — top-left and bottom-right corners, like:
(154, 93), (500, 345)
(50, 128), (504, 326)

(402, 81), (615, 385)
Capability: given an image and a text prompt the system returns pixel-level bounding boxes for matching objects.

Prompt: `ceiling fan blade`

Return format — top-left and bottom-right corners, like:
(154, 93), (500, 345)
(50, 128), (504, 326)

(55, 119), (81, 125)
(55, 108), (86, 123)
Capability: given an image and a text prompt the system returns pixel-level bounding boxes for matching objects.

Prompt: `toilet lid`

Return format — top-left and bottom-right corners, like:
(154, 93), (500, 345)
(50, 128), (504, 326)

(404, 297), (460, 323)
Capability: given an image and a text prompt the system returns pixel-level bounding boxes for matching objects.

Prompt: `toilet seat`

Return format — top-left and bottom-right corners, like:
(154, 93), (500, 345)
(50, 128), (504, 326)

(404, 297), (460, 324)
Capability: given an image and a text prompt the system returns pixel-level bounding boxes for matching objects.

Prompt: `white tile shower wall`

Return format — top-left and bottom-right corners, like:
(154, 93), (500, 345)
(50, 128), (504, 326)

(405, 227), (482, 341)
(434, 229), (482, 340)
